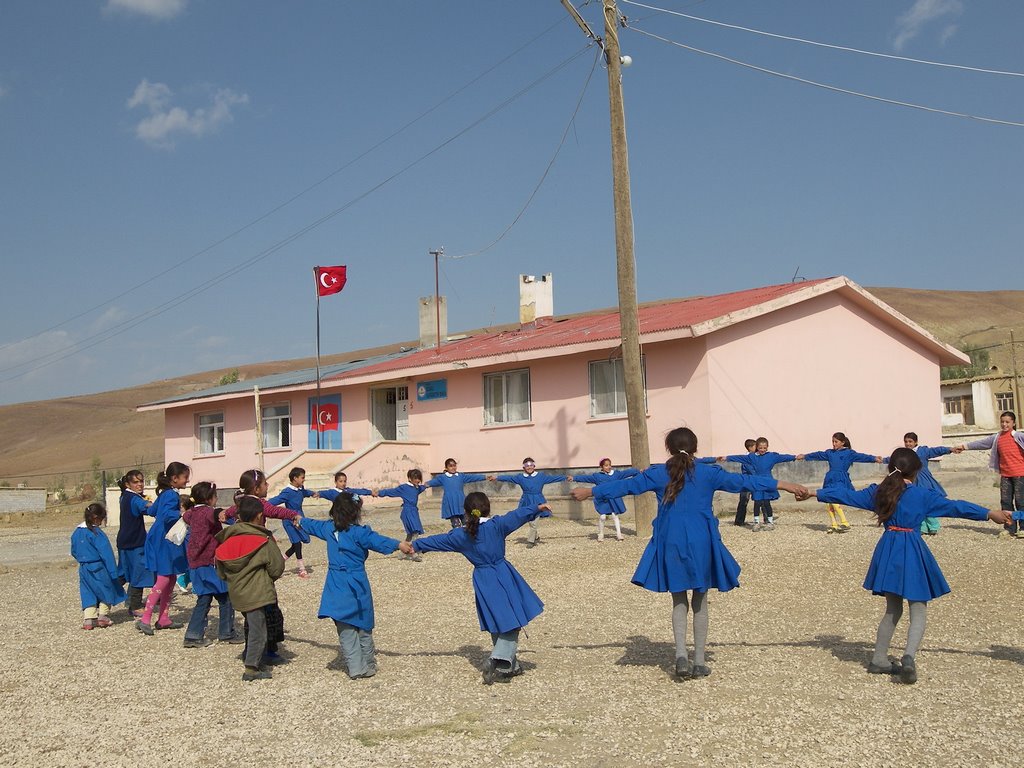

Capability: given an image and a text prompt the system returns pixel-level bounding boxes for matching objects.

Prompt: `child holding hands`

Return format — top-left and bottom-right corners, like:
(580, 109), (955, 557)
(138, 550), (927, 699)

(72, 504), (126, 629)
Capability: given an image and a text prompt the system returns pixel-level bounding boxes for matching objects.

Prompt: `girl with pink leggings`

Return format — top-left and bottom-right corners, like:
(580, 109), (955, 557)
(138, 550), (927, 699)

(137, 462), (191, 635)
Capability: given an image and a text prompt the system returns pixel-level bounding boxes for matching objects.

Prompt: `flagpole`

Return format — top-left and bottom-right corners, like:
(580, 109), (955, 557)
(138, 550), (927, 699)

(314, 267), (322, 450)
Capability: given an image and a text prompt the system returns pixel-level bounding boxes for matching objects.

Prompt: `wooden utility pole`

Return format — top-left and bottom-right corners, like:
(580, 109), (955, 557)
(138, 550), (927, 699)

(1011, 330), (1021, 416)
(561, 0), (654, 533)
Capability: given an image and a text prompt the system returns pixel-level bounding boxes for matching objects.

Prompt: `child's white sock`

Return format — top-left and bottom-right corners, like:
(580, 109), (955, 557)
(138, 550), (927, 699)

(613, 515), (622, 538)
(597, 516), (605, 540)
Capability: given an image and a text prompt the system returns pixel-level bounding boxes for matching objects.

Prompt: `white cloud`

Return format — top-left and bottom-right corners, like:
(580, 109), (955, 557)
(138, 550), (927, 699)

(126, 81), (249, 149)
(893, 0), (963, 51)
(105, 0), (187, 20)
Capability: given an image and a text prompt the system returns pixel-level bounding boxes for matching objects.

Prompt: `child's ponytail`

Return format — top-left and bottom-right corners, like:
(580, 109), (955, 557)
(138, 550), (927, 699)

(156, 462), (189, 494)
(663, 427), (698, 506)
(118, 469), (143, 492)
(464, 492), (491, 538)
(833, 432), (852, 449)
(329, 492), (363, 532)
(874, 448), (922, 524)
(83, 503), (106, 529)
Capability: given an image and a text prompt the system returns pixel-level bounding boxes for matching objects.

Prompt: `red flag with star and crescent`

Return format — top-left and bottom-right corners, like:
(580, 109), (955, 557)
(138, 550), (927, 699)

(315, 266), (347, 297)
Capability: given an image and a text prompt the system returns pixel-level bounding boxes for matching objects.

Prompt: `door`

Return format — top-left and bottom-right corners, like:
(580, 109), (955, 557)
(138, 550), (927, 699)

(396, 386), (409, 441)
(370, 387), (398, 441)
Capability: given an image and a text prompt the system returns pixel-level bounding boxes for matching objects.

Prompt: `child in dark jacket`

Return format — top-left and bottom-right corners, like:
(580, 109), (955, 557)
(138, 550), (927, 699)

(215, 496), (286, 681)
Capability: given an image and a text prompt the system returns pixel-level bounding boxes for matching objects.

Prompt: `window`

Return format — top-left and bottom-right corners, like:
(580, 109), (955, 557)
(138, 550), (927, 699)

(197, 412), (224, 454)
(943, 396), (962, 415)
(483, 369), (531, 425)
(262, 403), (291, 449)
(996, 391), (1015, 412)
(589, 357), (646, 417)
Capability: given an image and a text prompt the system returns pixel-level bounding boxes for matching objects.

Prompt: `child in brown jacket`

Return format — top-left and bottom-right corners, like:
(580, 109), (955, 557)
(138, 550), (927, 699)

(215, 496), (286, 681)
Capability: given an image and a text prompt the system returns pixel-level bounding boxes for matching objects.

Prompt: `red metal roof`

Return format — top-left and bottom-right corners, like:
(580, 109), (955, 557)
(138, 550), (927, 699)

(327, 279), (833, 382)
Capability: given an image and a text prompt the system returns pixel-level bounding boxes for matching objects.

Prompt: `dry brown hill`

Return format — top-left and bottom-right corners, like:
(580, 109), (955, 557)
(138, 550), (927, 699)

(2, 287), (1022, 490)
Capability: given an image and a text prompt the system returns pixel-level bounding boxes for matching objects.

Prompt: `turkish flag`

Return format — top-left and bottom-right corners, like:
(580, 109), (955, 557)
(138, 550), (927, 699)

(315, 266), (347, 297)
(310, 403), (339, 432)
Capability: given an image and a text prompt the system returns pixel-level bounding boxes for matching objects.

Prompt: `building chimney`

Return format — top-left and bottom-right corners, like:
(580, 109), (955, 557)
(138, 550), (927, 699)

(519, 274), (553, 325)
(418, 295), (448, 348)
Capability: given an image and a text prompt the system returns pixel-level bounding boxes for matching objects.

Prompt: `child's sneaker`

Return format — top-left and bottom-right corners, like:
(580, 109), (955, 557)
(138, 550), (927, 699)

(96, 616), (113, 628)
(764, 522), (776, 531)
(751, 522), (762, 532)
(135, 619), (154, 636)
(242, 667), (272, 682)
(82, 619), (95, 631)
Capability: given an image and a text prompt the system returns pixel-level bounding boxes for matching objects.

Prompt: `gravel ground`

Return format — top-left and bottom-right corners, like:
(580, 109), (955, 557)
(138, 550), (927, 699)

(1, 496), (1022, 768)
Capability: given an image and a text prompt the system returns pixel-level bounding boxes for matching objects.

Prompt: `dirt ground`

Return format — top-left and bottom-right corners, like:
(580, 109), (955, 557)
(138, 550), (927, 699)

(1, 494), (1022, 768)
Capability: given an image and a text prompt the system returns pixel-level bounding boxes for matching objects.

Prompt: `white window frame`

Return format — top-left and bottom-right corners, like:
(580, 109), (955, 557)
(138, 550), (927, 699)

(996, 391), (1015, 413)
(589, 356), (646, 417)
(483, 368), (532, 425)
(943, 396), (963, 415)
(197, 411), (225, 455)
(261, 403), (291, 450)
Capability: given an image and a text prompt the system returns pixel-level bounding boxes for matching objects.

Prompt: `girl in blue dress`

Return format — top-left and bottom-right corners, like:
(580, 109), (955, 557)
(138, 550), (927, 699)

(572, 427), (807, 679)
(301, 493), (413, 679)
(424, 458), (486, 528)
(903, 431), (962, 535)
(412, 492), (548, 685)
(376, 469), (428, 560)
(115, 469), (154, 617)
(488, 458), (567, 548)
(812, 447), (1009, 684)
(569, 458), (638, 541)
(72, 504), (126, 629)
(798, 432), (882, 534)
(137, 461), (190, 635)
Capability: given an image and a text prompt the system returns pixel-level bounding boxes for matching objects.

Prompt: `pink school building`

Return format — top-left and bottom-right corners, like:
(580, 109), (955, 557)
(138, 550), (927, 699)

(139, 276), (967, 490)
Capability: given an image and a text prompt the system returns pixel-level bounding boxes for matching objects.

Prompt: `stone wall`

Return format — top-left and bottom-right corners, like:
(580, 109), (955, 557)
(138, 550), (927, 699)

(0, 488), (47, 514)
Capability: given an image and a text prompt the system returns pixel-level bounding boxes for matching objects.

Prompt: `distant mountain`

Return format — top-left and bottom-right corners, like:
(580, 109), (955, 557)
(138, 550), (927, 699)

(3, 288), (1021, 488)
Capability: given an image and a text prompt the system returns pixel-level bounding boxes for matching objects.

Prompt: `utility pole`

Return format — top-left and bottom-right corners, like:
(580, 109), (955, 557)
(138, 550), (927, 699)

(562, 0), (654, 533)
(1011, 330), (1021, 416)
(430, 248), (444, 353)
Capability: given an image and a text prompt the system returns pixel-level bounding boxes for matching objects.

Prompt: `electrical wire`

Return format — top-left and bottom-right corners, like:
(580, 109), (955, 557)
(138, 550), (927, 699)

(630, 25), (1024, 128)
(0, 44), (596, 384)
(443, 46), (602, 260)
(0, 15), (572, 353)
(623, 0), (1024, 78)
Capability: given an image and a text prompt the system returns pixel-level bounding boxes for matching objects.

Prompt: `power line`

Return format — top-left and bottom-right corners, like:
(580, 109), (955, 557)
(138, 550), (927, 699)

(623, 0), (1024, 78)
(443, 47), (602, 260)
(630, 25), (1024, 128)
(0, 44), (596, 384)
(0, 16), (571, 354)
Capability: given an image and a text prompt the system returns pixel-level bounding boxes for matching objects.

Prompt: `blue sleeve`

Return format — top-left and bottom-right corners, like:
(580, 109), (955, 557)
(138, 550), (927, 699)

(424, 477), (442, 488)
(347, 487), (372, 497)
(803, 451), (828, 462)
(267, 493), (286, 506)
(412, 530), (464, 553)
(816, 485), (879, 511)
(353, 526), (400, 555)
(376, 487), (401, 499)
(572, 473), (599, 484)
(318, 489), (339, 502)
(774, 454), (797, 464)
(850, 451), (880, 464)
(462, 473), (486, 484)
(922, 446), (952, 459)
(920, 493), (989, 521)
(695, 457), (717, 465)
(542, 474), (567, 484)
(723, 455), (749, 465)
(495, 474), (518, 484)
(70, 529), (91, 563)
(592, 469), (661, 503)
(130, 495), (151, 518)
(620, 468), (639, 479)
(709, 466), (778, 494)
(494, 506), (541, 537)
(303, 488), (316, 498)
(299, 517), (335, 542)
(98, 532), (119, 579)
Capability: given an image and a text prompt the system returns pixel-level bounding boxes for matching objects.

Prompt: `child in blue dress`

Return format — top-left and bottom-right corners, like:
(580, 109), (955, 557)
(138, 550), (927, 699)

(115, 470), (154, 617)
(488, 458), (566, 548)
(412, 492), (548, 684)
(268, 467), (320, 579)
(904, 432), (962, 535)
(317, 471), (373, 503)
(376, 469), (428, 560)
(798, 432), (882, 534)
(301, 493), (413, 678)
(72, 504), (126, 629)
(425, 458), (486, 529)
(811, 447), (1009, 684)
(735, 437), (797, 531)
(573, 427), (808, 679)
(569, 458), (638, 541)
(138, 461), (190, 635)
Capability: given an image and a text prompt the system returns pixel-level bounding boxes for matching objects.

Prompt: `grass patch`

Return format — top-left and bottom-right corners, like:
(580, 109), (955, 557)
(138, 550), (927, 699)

(352, 713), (484, 747)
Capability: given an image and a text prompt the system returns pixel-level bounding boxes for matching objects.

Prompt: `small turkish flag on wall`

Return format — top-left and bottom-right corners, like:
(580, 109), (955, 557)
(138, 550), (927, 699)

(315, 266), (347, 297)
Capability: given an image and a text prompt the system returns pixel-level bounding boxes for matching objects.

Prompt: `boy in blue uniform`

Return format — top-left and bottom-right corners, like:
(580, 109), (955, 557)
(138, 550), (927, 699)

(269, 466), (319, 578)
(903, 432), (962, 535)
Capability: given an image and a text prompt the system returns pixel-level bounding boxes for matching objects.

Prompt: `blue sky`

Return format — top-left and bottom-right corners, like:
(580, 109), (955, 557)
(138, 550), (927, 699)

(2, 0), (1023, 406)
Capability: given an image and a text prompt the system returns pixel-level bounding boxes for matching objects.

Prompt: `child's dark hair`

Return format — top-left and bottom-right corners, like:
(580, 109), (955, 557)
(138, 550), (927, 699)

(329, 492), (363, 531)
(663, 427), (698, 506)
(755, 437), (768, 446)
(522, 457), (535, 465)
(904, 432), (919, 443)
(238, 468), (266, 496)
(744, 439), (756, 451)
(289, 467), (306, 482)
(464, 491), (491, 538)
(334, 471), (347, 482)
(444, 457), (457, 468)
(874, 448), (922, 525)
(407, 468), (423, 483)
(156, 462), (190, 493)
(832, 432), (852, 449)
(189, 481), (217, 506)
(1002, 411), (1017, 426)
(83, 503), (106, 529)
(236, 496), (264, 523)
(117, 469), (144, 492)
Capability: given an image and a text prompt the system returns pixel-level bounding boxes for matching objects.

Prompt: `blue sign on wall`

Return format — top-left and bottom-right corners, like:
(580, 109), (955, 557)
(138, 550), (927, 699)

(308, 394), (342, 449)
(416, 379), (447, 401)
